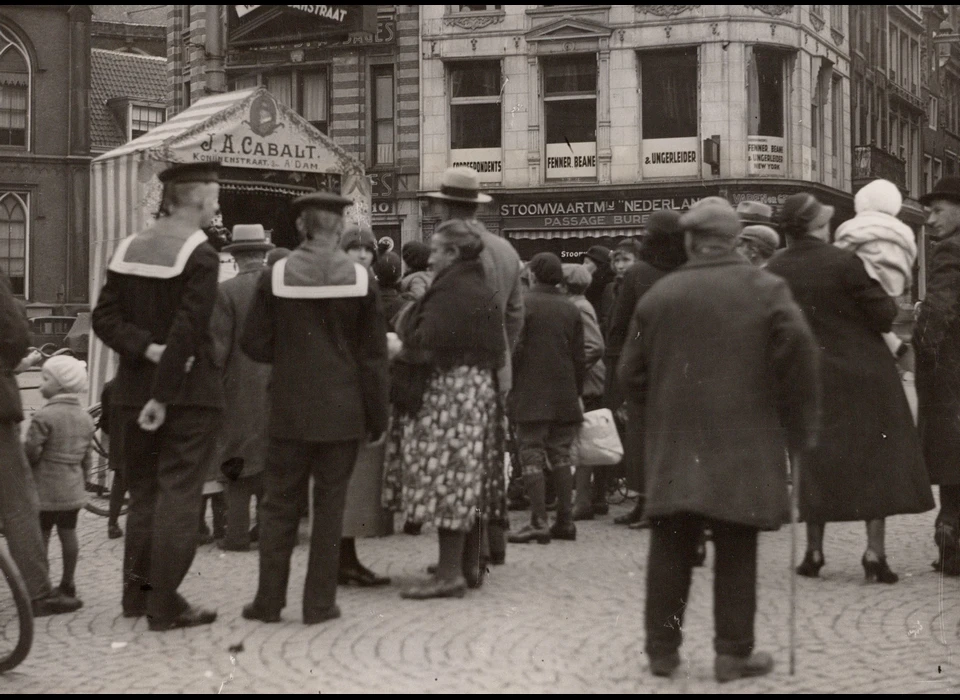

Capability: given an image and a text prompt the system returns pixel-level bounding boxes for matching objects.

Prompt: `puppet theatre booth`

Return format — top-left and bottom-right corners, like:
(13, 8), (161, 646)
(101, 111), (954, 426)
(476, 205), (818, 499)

(88, 86), (370, 399)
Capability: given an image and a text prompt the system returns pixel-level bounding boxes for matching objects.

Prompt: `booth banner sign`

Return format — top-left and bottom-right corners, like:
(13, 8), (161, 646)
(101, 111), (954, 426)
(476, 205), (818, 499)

(642, 137), (700, 178)
(546, 142), (597, 179)
(450, 148), (503, 184)
(747, 135), (786, 176)
(500, 194), (705, 231)
(171, 92), (345, 173)
(229, 5), (377, 47)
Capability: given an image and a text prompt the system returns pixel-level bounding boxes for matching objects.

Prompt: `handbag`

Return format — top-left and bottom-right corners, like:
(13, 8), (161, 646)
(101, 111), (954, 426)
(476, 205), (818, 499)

(573, 408), (624, 467)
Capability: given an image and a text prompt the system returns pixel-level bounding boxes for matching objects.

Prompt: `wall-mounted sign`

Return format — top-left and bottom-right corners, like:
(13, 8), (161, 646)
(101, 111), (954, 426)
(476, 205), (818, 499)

(228, 5), (377, 49)
(372, 201), (396, 215)
(500, 194), (706, 231)
(747, 135), (786, 176)
(642, 136), (700, 178)
(546, 142), (596, 180)
(371, 171), (395, 198)
(450, 148), (502, 184)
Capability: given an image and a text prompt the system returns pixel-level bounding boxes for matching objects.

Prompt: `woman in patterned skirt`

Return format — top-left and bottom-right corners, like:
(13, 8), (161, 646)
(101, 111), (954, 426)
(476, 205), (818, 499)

(384, 220), (507, 599)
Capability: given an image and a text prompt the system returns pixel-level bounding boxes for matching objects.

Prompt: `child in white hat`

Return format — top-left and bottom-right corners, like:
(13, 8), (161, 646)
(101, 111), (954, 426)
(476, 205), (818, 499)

(23, 355), (95, 601)
(834, 178), (917, 357)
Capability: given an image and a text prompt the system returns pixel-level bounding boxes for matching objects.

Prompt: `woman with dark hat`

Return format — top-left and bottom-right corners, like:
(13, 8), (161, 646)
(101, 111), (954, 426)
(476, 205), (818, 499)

(342, 224), (378, 270)
(581, 246), (613, 323)
(766, 193), (933, 583)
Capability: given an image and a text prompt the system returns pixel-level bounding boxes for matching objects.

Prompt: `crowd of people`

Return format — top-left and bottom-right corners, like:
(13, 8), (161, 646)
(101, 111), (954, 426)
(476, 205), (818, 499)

(1, 162), (959, 683)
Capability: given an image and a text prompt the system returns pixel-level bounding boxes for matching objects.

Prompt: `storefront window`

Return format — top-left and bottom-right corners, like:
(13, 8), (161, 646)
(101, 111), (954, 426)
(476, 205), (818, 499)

(449, 61), (503, 183)
(640, 48), (699, 177)
(543, 54), (596, 179)
(372, 65), (394, 166)
(747, 47), (788, 176)
(0, 192), (26, 296)
(0, 29), (30, 149)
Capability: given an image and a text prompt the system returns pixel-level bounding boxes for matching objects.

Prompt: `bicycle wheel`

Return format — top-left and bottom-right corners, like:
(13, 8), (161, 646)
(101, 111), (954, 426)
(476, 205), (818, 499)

(0, 542), (33, 673)
(84, 403), (128, 517)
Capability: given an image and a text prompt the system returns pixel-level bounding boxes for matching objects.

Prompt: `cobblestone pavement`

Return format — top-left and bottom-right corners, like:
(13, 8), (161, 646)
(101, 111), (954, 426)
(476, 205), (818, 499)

(1, 376), (957, 693)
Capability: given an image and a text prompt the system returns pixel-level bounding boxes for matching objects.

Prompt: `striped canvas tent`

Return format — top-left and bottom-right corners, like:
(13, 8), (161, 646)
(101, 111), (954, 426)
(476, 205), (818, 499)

(88, 87), (370, 405)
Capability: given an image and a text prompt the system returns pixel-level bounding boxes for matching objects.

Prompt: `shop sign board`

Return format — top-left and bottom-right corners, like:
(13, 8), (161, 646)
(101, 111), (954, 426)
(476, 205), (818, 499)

(450, 148), (502, 184)
(228, 5), (377, 48)
(371, 171), (396, 198)
(642, 136), (700, 178)
(747, 135), (786, 176)
(546, 142), (597, 179)
(500, 194), (705, 231)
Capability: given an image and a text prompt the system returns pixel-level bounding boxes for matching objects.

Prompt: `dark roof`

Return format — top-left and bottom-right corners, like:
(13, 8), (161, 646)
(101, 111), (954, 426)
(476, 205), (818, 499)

(90, 48), (167, 153)
(90, 5), (167, 26)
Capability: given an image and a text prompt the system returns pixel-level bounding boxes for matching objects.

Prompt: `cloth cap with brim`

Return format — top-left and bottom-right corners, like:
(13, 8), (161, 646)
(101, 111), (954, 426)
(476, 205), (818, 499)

(739, 225), (781, 254)
(920, 176), (960, 206)
(224, 224), (275, 254)
(646, 210), (683, 237)
(529, 252), (564, 286)
(614, 238), (642, 258)
(583, 245), (611, 267)
(43, 355), (88, 394)
(158, 162), (220, 184)
(292, 191), (353, 215)
(680, 202), (742, 240)
(561, 263), (592, 293)
(779, 193), (834, 231)
(341, 224), (377, 252)
(736, 200), (775, 226)
(423, 166), (493, 204)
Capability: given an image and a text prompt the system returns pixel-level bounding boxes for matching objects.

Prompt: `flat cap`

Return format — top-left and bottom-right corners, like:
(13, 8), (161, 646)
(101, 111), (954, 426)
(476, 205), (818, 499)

(529, 252), (564, 286)
(680, 201), (742, 240)
(292, 191), (354, 215)
(158, 162), (220, 184)
(736, 200), (774, 225)
(562, 262), (592, 293)
(739, 225), (781, 253)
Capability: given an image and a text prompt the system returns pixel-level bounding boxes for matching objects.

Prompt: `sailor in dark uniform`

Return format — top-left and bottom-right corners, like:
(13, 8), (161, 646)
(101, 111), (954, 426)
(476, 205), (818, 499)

(92, 162), (224, 631)
(240, 192), (389, 625)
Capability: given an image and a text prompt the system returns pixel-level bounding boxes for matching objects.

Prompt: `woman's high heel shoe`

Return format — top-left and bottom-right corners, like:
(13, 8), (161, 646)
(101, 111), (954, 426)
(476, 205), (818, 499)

(862, 552), (898, 584)
(796, 550), (824, 577)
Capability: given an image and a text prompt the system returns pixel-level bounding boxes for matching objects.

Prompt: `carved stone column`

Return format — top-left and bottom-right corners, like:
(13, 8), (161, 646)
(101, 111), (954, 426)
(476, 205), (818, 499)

(527, 54), (542, 182)
(597, 40), (612, 184)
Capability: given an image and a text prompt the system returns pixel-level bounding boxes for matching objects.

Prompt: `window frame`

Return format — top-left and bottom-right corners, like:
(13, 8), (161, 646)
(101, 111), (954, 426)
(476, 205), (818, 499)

(451, 5), (503, 12)
(0, 25), (32, 152)
(542, 53), (598, 181)
(127, 103), (166, 141)
(447, 59), (503, 152)
(0, 191), (29, 298)
(370, 63), (395, 168)
(228, 66), (332, 134)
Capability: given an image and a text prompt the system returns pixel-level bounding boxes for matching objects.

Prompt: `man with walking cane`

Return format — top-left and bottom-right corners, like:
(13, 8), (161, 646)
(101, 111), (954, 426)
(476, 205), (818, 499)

(618, 200), (820, 682)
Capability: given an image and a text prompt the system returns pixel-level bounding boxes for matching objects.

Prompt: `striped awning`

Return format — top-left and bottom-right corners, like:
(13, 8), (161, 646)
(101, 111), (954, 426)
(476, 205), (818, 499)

(506, 229), (645, 240)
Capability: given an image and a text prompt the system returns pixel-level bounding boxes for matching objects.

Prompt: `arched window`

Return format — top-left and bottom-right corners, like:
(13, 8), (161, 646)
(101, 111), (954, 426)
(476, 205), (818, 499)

(0, 26), (29, 148)
(0, 193), (27, 295)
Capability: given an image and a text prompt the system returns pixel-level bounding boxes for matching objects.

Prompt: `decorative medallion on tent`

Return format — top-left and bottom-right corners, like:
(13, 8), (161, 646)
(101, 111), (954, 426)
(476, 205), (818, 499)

(635, 6), (700, 18)
(743, 5), (794, 17)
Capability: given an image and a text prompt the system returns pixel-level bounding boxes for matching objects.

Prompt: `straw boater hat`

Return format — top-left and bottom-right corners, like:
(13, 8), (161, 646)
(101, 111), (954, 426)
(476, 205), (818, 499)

(423, 166), (493, 204)
(223, 224), (274, 254)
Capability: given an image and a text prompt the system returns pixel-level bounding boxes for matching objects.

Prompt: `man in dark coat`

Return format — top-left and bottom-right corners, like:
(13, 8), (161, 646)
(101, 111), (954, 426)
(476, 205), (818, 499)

(508, 252), (585, 544)
(914, 176), (960, 576)
(92, 162), (224, 631)
(1, 271), (83, 617)
(240, 192), (389, 626)
(581, 245), (613, 324)
(619, 201), (820, 682)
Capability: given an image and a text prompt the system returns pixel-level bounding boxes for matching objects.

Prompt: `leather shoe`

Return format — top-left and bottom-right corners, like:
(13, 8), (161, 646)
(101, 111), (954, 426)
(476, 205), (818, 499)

(242, 602), (281, 623)
(338, 565), (391, 587)
(107, 523), (124, 539)
(628, 518), (651, 530)
(147, 605), (217, 632)
(400, 577), (467, 600)
(714, 651), (774, 683)
(33, 592), (83, 618)
(489, 551), (505, 566)
(122, 607), (146, 619)
(403, 520), (423, 536)
(592, 502), (609, 516)
(508, 524), (551, 544)
(303, 604), (341, 625)
(649, 650), (681, 678)
(549, 521), (577, 541)
(614, 504), (645, 525)
(572, 507), (594, 521)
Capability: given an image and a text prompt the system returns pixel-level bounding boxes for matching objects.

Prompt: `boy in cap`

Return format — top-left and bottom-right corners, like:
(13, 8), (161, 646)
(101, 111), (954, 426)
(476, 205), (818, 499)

(508, 253), (585, 544)
(24, 356), (95, 602)
(92, 161), (224, 630)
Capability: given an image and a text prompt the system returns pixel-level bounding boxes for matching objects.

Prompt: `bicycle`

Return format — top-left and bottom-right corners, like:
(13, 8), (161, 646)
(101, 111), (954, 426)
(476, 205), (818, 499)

(84, 403), (128, 518)
(0, 536), (34, 672)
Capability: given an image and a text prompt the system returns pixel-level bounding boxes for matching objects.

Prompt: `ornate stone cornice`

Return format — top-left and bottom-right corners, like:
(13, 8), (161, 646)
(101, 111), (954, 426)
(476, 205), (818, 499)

(810, 13), (825, 31)
(744, 5), (794, 17)
(443, 13), (504, 30)
(635, 5), (698, 18)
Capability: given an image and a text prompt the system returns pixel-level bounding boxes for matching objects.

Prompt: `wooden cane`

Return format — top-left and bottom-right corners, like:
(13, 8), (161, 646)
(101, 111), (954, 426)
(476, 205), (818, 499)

(789, 452), (800, 676)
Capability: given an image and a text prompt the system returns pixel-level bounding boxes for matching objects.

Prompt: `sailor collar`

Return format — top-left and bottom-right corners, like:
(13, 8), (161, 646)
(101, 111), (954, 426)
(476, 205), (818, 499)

(271, 258), (369, 299)
(108, 230), (208, 279)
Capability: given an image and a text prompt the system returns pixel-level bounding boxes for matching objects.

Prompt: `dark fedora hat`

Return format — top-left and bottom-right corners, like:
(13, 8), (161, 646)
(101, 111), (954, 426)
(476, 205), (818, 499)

(158, 161), (220, 184)
(291, 191), (354, 215)
(920, 177), (960, 206)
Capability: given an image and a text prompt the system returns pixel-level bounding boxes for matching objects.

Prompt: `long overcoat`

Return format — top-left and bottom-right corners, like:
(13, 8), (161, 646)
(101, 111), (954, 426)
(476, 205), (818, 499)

(619, 253), (820, 530)
(914, 235), (960, 486)
(767, 239), (934, 521)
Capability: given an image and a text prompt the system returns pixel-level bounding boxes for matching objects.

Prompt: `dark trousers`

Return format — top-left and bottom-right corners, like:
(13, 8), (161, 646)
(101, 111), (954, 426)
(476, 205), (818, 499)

(253, 438), (358, 618)
(937, 484), (960, 535)
(0, 422), (52, 601)
(119, 406), (220, 621)
(645, 514), (759, 659)
(224, 473), (263, 549)
(516, 421), (578, 522)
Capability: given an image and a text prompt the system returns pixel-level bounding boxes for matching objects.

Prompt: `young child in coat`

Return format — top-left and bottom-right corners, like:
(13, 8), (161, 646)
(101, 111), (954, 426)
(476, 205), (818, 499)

(834, 178), (917, 358)
(24, 356), (94, 601)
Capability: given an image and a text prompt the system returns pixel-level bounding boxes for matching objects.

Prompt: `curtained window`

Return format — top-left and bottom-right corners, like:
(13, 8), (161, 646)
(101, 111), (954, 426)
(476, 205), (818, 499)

(266, 73), (293, 108)
(0, 193), (26, 296)
(299, 71), (328, 133)
(641, 49), (697, 139)
(543, 54), (596, 144)
(0, 29), (29, 148)
(372, 65), (394, 165)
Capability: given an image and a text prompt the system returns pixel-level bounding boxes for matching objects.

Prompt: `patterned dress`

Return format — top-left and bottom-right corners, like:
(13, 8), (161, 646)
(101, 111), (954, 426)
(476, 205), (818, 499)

(384, 364), (506, 532)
